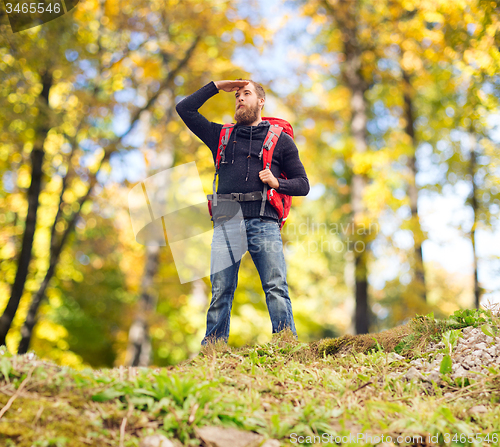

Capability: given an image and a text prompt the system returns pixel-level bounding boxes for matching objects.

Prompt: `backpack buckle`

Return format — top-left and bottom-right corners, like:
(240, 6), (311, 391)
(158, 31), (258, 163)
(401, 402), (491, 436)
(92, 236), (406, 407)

(263, 129), (279, 150)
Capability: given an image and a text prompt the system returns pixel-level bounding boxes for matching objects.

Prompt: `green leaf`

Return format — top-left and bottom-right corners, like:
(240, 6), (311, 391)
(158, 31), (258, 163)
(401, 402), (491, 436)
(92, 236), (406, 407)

(438, 406), (456, 423)
(454, 376), (470, 387)
(440, 354), (453, 374)
(481, 324), (496, 337)
(0, 357), (12, 383)
(91, 387), (124, 402)
(370, 337), (383, 352)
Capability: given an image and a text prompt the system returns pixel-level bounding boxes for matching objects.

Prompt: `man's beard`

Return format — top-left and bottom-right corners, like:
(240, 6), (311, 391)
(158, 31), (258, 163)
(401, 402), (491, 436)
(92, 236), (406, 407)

(234, 103), (260, 125)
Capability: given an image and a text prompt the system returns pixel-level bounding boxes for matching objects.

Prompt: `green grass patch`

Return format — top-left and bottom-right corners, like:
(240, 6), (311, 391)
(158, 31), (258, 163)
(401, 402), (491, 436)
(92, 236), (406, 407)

(1, 312), (499, 446)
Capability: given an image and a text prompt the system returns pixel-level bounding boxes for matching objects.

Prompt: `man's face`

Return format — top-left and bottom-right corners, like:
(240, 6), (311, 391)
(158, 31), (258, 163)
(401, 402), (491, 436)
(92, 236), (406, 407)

(234, 83), (264, 125)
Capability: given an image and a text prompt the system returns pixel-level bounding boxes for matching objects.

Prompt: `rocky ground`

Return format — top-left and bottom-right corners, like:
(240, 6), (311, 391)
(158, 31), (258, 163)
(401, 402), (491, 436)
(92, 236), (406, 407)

(406, 326), (499, 378)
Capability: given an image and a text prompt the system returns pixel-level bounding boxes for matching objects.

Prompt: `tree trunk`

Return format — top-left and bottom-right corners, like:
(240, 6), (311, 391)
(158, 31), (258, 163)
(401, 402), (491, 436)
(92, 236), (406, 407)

(354, 250), (369, 334)
(125, 245), (160, 367)
(402, 70), (427, 302)
(336, 0), (371, 334)
(17, 262), (56, 354)
(0, 68), (53, 346)
(468, 132), (481, 308)
(17, 192), (83, 354)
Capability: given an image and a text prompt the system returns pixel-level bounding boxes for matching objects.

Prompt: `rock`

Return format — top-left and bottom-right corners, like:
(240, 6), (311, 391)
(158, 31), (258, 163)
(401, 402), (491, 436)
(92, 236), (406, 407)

(475, 342), (487, 351)
(405, 367), (424, 382)
(262, 441), (280, 447)
(140, 434), (174, 447)
(452, 366), (468, 377)
(486, 346), (496, 357)
(427, 370), (441, 383)
(469, 328), (480, 338)
(387, 353), (405, 362)
(196, 426), (264, 447)
(469, 405), (488, 414)
(482, 352), (492, 362)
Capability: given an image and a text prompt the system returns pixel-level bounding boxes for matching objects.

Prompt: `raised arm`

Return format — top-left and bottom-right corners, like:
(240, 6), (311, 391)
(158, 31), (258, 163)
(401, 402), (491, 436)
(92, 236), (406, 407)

(175, 82), (222, 153)
(214, 80), (249, 92)
(175, 80), (251, 155)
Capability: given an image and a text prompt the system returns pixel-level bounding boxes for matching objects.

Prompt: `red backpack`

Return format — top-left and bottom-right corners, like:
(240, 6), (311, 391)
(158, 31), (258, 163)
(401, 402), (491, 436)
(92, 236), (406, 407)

(208, 117), (293, 230)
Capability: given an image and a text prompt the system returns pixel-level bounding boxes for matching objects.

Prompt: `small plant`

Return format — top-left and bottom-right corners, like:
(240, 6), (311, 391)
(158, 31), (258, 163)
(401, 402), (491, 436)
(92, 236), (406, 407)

(368, 337), (384, 353)
(0, 356), (12, 383)
(439, 329), (461, 374)
(447, 309), (488, 328)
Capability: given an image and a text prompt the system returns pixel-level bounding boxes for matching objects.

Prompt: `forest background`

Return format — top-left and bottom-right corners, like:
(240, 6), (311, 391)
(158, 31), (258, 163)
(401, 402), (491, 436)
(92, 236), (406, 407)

(0, 0), (499, 369)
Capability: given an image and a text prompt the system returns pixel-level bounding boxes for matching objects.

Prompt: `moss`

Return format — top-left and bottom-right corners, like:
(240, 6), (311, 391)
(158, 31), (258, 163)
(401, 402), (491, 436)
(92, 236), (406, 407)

(0, 395), (113, 447)
(317, 324), (414, 358)
(315, 314), (468, 359)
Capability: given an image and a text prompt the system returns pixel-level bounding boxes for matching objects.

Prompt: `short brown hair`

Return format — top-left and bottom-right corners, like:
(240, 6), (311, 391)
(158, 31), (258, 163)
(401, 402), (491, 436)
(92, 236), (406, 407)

(238, 78), (266, 100)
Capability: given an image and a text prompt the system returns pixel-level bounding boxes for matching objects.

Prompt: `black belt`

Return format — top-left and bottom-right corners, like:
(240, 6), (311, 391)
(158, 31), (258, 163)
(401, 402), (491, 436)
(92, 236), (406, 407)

(207, 191), (263, 202)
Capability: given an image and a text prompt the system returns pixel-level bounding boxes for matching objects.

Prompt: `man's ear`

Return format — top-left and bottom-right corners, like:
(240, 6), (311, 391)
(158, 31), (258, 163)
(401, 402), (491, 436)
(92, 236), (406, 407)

(260, 98), (265, 110)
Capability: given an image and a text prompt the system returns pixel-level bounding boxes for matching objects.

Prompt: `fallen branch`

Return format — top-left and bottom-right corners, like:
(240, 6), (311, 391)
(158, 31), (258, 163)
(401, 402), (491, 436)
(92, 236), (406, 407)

(353, 381), (373, 393)
(119, 399), (134, 447)
(0, 365), (36, 419)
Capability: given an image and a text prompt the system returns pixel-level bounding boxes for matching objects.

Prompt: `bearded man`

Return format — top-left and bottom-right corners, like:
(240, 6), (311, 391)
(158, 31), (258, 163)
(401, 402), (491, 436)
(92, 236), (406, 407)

(176, 80), (309, 345)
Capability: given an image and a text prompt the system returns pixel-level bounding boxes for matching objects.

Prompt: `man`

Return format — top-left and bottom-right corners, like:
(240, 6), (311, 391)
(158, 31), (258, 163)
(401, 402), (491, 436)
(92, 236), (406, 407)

(176, 79), (309, 345)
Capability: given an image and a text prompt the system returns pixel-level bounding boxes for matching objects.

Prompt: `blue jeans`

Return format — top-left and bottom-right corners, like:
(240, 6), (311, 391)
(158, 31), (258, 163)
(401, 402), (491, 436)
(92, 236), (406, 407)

(201, 217), (296, 345)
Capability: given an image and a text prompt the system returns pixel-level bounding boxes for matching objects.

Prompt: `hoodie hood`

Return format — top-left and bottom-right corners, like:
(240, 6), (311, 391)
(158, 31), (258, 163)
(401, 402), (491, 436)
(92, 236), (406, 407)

(235, 120), (270, 138)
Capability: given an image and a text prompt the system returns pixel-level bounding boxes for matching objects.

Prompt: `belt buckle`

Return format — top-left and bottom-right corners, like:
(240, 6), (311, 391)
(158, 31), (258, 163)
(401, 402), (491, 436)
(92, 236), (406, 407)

(231, 193), (240, 201)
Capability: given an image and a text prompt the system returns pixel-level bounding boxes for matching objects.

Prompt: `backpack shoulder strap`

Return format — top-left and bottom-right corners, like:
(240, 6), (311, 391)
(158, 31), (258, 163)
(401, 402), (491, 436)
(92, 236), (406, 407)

(260, 124), (283, 170)
(215, 124), (235, 170)
(259, 124), (283, 216)
(212, 124), (234, 208)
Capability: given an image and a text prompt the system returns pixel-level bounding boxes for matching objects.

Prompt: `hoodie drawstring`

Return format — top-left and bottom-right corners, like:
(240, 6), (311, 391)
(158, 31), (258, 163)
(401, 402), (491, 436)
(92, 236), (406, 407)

(231, 127), (237, 164)
(245, 126), (253, 181)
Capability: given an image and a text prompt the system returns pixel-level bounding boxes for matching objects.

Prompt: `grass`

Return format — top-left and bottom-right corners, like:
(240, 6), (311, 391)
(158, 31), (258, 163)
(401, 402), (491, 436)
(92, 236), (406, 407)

(0, 311), (499, 446)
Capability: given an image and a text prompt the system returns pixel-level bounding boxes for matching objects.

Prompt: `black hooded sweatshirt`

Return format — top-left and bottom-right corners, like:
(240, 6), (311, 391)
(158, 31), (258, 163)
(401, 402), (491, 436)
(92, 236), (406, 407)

(175, 81), (310, 220)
